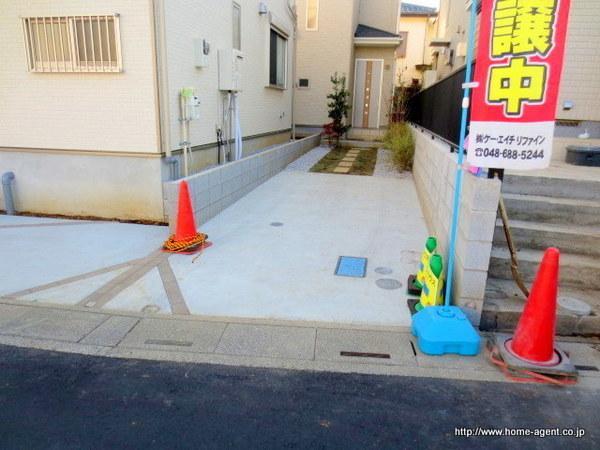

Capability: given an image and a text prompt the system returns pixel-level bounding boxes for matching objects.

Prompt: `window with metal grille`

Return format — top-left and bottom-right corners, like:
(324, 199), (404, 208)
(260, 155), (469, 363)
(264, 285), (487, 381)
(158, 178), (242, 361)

(21, 15), (122, 73)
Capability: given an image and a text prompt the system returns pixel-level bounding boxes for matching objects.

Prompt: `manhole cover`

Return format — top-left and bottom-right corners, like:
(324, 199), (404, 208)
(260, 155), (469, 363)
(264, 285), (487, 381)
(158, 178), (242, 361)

(270, 222), (284, 227)
(142, 305), (161, 314)
(376, 278), (402, 290)
(558, 297), (592, 316)
(374, 266), (393, 275)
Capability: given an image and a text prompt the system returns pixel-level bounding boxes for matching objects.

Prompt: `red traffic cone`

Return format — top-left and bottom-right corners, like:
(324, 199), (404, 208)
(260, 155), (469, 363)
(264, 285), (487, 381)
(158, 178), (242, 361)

(509, 247), (560, 365)
(174, 181), (197, 240)
(163, 180), (208, 253)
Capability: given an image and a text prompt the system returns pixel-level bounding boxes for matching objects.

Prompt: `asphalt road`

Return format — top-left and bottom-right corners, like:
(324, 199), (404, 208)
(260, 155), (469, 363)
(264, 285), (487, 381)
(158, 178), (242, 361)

(0, 344), (597, 449)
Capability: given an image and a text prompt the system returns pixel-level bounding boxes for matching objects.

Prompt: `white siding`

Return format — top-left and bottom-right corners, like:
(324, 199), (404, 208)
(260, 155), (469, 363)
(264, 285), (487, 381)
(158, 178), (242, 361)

(162, 0), (295, 151)
(0, 0), (159, 153)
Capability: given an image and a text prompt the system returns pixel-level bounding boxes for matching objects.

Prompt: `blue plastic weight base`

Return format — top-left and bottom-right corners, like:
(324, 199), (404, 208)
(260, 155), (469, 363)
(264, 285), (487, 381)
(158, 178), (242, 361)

(411, 306), (481, 356)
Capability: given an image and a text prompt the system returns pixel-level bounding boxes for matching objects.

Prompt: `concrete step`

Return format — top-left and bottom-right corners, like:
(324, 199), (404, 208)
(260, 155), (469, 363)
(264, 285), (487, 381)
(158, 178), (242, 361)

(493, 219), (600, 257)
(502, 193), (600, 227)
(502, 174), (600, 201)
(480, 278), (600, 336)
(488, 247), (600, 290)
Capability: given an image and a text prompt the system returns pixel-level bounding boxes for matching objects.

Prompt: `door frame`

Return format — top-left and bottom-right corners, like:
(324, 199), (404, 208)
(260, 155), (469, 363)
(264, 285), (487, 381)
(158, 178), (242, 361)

(352, 58), (385, 129)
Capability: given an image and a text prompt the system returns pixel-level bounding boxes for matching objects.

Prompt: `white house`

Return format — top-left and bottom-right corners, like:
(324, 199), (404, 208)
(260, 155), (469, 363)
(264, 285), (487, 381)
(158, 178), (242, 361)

(0, 0), (296, 221)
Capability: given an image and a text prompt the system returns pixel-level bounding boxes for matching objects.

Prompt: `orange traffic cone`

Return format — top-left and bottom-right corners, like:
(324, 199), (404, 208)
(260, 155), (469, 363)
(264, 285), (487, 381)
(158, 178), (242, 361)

(508, 247), (560, 365)
(162, 181), (208, 254)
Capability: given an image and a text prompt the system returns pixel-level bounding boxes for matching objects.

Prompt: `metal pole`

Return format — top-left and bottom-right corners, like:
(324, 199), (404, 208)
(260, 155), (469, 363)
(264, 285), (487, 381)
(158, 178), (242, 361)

(443, 0), (478, 307)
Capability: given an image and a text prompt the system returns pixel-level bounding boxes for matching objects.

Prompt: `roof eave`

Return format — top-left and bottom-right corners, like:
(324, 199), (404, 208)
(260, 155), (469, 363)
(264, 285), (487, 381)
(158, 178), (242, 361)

(354, 37), (402, 47)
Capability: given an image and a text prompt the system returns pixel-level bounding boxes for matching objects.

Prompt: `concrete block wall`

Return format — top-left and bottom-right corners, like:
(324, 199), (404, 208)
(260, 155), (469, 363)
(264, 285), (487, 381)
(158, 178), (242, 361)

(411, 125), (501, 325)
(163, 134), (321, 230)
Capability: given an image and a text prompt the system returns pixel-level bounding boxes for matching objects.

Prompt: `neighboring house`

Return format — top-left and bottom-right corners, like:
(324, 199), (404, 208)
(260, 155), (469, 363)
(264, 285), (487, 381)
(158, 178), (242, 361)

(429, 0), (600, 142)
(0, 0), (295, 221)
(294, 0), (402, 133)
(396, 2), (438, 87)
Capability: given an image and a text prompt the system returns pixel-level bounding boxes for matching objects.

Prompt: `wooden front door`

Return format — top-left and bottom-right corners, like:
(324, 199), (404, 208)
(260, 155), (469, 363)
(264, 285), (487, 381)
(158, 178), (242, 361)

(352, 59), (383, 129)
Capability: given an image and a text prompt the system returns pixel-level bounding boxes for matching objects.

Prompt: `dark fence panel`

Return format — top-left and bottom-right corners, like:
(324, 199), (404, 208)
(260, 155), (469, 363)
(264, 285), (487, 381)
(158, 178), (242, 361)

(407, 66), (471, 146)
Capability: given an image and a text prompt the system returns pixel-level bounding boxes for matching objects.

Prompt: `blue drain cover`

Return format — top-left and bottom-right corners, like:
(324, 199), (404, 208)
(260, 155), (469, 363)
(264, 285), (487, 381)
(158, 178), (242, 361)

(335, 256), (367, 278)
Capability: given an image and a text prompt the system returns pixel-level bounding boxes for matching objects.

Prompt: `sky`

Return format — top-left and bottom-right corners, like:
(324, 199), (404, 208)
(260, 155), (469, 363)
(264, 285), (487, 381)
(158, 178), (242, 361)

(404, 0), (440, 8)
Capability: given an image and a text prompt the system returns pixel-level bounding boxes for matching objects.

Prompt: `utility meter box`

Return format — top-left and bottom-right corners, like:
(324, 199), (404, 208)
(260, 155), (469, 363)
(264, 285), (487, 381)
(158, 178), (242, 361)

(180, 87), (200, 120)
(218, 49), (243, 92)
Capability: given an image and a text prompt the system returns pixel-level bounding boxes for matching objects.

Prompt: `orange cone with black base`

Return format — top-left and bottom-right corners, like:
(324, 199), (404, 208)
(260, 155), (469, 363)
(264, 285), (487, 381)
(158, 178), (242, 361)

(163, 181), (208, 253)
(509, 247), (559, 364)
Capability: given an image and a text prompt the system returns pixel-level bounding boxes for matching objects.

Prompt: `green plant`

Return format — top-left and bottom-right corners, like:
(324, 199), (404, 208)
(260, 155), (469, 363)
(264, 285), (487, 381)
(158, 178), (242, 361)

(383, 122), (415, 171)
(324, 73), (351, 148)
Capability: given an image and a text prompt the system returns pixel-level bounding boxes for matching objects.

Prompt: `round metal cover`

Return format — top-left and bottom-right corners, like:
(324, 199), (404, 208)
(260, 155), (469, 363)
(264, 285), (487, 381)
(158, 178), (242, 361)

(142, 305), (161, 314)
(558, 296), (592, 316)
(374, 266), (393, 275)
(376, 278), (402, 290)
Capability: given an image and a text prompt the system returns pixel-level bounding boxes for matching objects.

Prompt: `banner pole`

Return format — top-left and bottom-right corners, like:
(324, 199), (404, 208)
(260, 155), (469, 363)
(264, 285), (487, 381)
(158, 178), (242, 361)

(443, 1), (478, 307)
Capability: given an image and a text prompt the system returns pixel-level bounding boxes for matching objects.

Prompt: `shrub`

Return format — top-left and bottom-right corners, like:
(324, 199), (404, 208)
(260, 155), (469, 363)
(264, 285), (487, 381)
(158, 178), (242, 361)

(384, 122), (415, 171)
(323, 73), (351, 148)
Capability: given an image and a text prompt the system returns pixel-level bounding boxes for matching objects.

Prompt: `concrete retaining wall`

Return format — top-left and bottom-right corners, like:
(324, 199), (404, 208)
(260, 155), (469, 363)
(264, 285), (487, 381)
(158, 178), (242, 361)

(411, 125), (501, 325)
(163, 134), (321, 229)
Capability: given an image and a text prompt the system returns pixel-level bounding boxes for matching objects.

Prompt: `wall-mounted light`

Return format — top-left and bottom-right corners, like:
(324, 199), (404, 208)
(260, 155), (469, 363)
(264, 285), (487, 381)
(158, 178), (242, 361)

(563, 100), (574, 110)
(258, 2), (268, 15)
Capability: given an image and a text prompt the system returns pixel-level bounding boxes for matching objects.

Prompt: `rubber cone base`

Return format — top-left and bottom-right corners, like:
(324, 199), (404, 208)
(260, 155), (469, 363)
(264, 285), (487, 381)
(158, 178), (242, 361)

(162, 240), (213, 255)
(406, 274), (422, 296)
(488, 334), (577, 382)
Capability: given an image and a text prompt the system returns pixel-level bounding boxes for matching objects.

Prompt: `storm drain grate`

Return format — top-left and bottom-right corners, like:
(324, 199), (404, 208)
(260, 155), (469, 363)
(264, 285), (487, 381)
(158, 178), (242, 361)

(335, 256), (367, 278)
(574, 365), (599, 372)
(145, 339), (193, 347)
(340, 351), (390, 359)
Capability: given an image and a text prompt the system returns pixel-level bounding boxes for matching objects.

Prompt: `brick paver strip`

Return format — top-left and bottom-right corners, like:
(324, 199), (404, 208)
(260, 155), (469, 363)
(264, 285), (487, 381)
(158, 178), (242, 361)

(157, 259), (190, 315)
(338, 162), (353, 168)
(4, 257), (146, 299)
(77, 250), (167, 309)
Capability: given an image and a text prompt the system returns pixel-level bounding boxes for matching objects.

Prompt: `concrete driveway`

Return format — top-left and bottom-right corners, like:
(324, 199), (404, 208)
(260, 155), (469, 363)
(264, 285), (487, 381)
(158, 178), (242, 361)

(0, 150), (428, 327)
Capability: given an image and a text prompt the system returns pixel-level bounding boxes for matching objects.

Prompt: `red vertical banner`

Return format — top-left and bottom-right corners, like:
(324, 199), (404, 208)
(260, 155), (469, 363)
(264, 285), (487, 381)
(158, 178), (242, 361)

(468, 0), (571, 170)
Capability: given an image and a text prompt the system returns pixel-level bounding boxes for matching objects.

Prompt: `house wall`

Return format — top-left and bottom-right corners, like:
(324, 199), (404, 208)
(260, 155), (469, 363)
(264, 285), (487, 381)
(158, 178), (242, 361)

(295, 0), (358, 127)
(353, 46), (397, 127)
(0, 0), (159, 153)
(161, 0), (295, 168)
(433, 0), (600, 126)
(556, 0), (600, 122)
(358, 0), (401, 33)
(396, 15), (436, 85)
(411, 125), (502, 326)
(0, 0), (165, 220)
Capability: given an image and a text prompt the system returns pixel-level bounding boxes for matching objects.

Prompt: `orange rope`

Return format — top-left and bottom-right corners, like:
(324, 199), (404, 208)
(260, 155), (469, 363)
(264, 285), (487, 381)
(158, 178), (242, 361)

(163, 232), (207, 252)
(486, 341), (577, 386)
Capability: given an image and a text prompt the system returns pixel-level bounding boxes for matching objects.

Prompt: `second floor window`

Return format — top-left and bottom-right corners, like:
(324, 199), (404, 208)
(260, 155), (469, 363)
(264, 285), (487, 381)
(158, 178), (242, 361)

(233, 2), (241, 50)
(306, 0), (319, 31)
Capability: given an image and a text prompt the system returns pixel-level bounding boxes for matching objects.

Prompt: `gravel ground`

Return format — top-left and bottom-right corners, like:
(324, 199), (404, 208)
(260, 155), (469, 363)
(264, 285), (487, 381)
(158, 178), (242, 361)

(373, 148), (408, 178)
(285, 145), (330, 172)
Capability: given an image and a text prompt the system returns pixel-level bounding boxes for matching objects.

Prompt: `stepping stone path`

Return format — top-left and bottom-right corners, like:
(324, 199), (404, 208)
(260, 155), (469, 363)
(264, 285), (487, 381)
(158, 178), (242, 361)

(332, 148), (361, 174)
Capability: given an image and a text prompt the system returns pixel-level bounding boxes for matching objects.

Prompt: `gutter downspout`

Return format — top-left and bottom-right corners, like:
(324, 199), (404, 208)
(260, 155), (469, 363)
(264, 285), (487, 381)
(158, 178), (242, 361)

(286, 1), (297, 140)
(2, 172), (16, 215)
(151, 0), (171, 158)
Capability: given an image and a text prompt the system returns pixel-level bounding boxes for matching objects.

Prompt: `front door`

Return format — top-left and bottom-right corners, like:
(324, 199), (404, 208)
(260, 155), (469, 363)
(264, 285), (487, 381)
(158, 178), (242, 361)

(352, 59), (383, 129)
